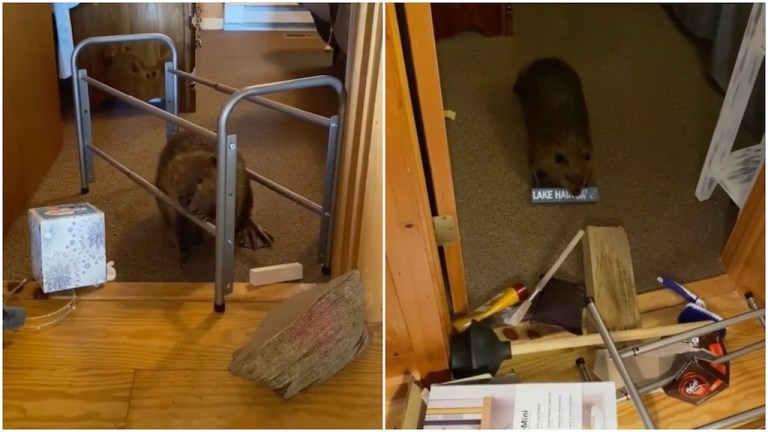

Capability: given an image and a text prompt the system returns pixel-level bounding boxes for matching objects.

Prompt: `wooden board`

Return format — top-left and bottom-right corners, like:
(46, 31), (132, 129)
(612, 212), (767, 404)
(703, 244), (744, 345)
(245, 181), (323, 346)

(402, 3), (469, 316)
(385, 2), (452, 384)
(329, 3), (384, 323)
(126, 333), (382, 428)
(3, 4), (64, 234)
(582, 225), (642, 332)
(722, 166), (765, 302)
(3, 280), (313, 302)
(3, 369), (134, 429)
(3, 282), (383, 429)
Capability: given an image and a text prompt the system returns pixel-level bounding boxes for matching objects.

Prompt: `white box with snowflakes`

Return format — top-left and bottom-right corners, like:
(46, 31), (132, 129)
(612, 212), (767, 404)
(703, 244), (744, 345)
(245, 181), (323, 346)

(28, 202), (107, 293)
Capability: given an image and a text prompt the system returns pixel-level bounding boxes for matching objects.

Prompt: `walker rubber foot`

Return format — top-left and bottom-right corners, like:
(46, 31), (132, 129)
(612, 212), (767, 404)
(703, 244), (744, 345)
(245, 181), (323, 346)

(214, 303), (225, 313)
(321, 266), (331, 276)
(81, 187), (89, 195)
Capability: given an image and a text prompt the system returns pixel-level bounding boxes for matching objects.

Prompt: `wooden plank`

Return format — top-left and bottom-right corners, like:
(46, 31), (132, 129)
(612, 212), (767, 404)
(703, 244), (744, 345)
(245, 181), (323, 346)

(385, 264), (417, 379)
(3, 369), (135, 429)
(402, 3), (469, 316)
(582, 226), (641, 332)
(3, 300), (274, 370)
(125, 328), (382, 429)
(3, 280), (313, 302)
(502, 275), (765, 429)
(357, 35), (384, 323)
(329, 3), (384, 323)
(385, 2), (452, 385)
(722, 166), (765, 302)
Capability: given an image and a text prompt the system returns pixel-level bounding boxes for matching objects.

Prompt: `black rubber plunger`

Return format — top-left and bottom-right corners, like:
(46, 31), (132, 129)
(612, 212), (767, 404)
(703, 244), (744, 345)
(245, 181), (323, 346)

(450, 319), (511, 379)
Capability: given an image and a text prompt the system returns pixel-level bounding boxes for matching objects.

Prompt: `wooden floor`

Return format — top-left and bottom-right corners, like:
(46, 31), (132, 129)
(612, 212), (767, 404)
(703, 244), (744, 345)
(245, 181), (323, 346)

(386, 275), (765, 429)
(3, 281), (383, 429)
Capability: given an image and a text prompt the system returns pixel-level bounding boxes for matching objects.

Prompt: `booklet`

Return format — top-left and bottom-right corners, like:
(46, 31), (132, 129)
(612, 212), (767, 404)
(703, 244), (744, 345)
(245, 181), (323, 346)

(423, 382), (617, 430)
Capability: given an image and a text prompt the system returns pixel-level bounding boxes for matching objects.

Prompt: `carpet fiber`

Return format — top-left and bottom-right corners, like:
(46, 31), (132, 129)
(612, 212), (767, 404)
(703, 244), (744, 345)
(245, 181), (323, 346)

(4, 30), (342, 284)
(435, 4), (753, 308)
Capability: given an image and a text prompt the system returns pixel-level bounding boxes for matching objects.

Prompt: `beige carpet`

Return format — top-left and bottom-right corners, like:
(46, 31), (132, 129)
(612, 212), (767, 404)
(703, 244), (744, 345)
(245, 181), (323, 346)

(4, 30), (343, 284)
(435, 4), (754, 308)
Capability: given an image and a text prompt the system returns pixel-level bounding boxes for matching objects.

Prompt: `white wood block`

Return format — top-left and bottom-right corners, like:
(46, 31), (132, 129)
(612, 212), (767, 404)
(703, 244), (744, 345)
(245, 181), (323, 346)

(249, 263), (304, 287)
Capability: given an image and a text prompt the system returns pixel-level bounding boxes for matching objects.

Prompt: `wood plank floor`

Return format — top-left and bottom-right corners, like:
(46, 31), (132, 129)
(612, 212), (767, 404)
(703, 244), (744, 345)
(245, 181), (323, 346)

(386, 275), (765, 429)
(3, 281), (383, 429)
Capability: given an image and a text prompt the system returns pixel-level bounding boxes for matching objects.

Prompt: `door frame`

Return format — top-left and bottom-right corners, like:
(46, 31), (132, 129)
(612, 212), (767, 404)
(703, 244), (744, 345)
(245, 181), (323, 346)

(386, 1), (766, 383)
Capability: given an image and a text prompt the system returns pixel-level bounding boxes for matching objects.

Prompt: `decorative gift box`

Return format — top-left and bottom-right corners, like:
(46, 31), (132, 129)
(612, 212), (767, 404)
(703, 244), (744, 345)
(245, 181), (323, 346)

(28, 203), (107, 293)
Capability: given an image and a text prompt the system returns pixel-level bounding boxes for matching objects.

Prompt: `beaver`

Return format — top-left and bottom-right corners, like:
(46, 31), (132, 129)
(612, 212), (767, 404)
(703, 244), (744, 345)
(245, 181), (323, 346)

(513, 57), (593, 196)
(155, 130), (274, 267)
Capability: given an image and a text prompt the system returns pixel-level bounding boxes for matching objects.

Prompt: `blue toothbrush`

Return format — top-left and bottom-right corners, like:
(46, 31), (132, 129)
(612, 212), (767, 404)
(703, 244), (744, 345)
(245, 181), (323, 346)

(657, 275), (724, 338)
(656, 276), (706, 308)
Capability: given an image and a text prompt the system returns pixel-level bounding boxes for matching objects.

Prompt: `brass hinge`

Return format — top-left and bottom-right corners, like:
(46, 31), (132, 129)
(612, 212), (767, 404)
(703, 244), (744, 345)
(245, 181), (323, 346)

(433, 215), (457, 246)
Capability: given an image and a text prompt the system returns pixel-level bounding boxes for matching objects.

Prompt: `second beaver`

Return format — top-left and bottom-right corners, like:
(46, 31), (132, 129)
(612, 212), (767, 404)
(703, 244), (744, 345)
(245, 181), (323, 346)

(155, 130), (274, 267)
(513, 57), (594, 196)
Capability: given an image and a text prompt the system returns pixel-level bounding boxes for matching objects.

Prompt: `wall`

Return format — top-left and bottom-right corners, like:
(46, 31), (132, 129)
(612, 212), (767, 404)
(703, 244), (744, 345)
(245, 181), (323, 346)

(200, 3), (224, 30)
(200, 3), (224, 19)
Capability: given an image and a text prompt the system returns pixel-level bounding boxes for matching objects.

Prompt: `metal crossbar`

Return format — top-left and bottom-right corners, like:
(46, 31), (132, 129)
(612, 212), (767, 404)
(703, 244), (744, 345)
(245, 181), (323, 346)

(71, 33), (346, 312)
(586, 296), (766, 429)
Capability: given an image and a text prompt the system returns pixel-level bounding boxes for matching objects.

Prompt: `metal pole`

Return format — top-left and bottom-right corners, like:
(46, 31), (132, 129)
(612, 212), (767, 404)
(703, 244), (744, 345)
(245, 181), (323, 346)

(746, 292), (765, 328)
(214, 75), (346, 312)
(90, 146), (215, 236)
(245, 169), (322, 214)
(575, 357), (594, 382)
(620, 308), (765, 358)
(319, 115), (340, 271)
(586, 298), (656, 429)
(695, 405), (765, 429)
(617, 340), (765, 402)
(164, 61), (178, 138)
(84, 77), (217, 142)
(169, 69), (331, 128)
(75, 70), (95, 190)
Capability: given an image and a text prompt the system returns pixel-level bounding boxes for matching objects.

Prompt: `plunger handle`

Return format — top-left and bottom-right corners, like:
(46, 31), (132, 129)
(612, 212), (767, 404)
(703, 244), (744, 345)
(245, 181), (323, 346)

(506, 321), (710, 356)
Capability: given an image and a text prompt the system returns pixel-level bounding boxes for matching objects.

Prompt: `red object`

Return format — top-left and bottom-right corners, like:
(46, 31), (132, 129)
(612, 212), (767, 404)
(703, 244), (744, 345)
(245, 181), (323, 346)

(664, 332), (730, 405)
(513, 283), (529, 302)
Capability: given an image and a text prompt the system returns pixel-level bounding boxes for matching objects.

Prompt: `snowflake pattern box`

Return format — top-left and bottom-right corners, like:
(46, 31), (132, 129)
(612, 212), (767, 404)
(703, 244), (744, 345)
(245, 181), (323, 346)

(28, 203), (107, 293)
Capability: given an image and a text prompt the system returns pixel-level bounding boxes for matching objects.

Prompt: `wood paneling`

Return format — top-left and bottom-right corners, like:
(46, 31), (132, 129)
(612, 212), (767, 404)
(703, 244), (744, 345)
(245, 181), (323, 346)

(430, 4), (513, 40)
(331, 3), (384, 323)
(722, 167), (765, 302)
(68, 3), (197, 112)
(385, 3), (451, 384)
(3, 4), (64, 235)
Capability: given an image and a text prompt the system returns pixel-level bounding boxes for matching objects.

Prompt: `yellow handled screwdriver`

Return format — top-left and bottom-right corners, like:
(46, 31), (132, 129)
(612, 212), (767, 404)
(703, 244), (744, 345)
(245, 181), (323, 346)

(452, 284), (529, 333)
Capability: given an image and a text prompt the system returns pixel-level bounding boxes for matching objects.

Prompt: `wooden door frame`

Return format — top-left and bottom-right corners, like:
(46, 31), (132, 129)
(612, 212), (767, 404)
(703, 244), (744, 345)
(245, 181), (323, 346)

(330, 3), (384, 323)
(401, 3), (469, 316)
(385, 2), (452, 384)
(722, 166), (765, 302)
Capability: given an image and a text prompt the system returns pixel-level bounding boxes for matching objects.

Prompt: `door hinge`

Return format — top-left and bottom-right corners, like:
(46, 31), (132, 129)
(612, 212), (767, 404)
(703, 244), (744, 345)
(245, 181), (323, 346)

(433, 215), (458, 246)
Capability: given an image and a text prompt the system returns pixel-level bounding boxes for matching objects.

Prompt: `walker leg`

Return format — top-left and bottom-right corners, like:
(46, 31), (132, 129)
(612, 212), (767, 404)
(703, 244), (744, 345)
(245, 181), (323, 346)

(213, 134), (239, 313)
(74, 69), (95, 191)
(164, 61), (178, 138)
(318, 115), (340, 271)
(586, 298), (656, 429)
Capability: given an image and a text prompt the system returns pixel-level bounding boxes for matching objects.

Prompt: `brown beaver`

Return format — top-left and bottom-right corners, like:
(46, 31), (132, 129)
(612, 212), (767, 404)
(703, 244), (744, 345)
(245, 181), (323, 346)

(513, 57), (593, 196)
(155, 130), (274, 267)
